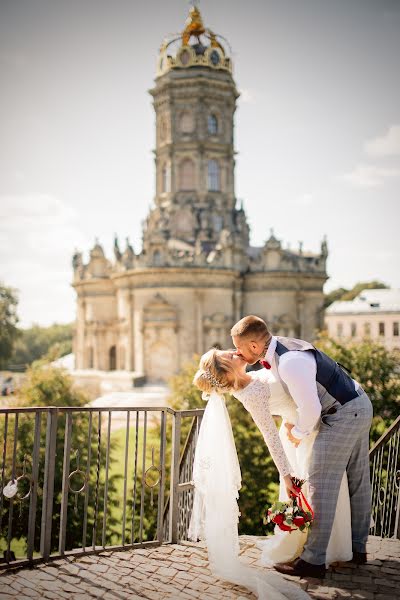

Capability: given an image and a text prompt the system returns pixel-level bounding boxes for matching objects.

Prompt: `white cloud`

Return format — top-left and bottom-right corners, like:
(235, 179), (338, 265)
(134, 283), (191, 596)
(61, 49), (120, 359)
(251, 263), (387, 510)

(364, 124), (400, 157)
(0, 194), (90, 326)
(341, 164), (400, 188)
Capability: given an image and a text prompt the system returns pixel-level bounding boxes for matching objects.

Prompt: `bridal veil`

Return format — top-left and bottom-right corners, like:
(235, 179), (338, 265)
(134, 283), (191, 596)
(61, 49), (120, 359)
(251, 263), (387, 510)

(188, 390), (310, 600)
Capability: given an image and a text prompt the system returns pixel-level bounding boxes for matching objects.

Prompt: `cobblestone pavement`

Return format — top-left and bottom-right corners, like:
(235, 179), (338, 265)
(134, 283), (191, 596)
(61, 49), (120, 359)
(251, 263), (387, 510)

(0, 535), (399, 600)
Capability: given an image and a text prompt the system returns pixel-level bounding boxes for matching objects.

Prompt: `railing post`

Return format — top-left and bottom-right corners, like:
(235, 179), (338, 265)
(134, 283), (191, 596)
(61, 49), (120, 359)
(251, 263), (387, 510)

(169, 410), (181, 544)
(156, 409), (167, 544)
(40, 407), (58, 561)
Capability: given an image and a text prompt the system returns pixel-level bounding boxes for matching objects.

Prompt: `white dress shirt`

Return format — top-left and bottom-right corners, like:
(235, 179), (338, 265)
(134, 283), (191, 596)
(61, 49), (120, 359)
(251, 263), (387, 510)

(263, 336), (359, 439)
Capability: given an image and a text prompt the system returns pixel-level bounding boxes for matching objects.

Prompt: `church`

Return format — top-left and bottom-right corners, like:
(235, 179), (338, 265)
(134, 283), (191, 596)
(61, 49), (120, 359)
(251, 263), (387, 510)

(72, 6), (328, 383)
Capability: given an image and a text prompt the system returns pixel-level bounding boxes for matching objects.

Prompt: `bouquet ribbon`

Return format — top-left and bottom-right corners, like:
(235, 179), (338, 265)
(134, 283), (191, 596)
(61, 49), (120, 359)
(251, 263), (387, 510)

(292, 485), (314, 520)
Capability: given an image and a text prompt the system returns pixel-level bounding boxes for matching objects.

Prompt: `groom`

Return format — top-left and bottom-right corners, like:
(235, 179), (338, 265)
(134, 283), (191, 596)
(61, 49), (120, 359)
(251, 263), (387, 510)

(231, 315), (373, 579)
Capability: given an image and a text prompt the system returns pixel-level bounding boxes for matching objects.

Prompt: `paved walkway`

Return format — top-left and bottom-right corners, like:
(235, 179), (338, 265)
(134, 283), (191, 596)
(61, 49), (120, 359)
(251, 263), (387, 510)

(1, 535), (399, 600)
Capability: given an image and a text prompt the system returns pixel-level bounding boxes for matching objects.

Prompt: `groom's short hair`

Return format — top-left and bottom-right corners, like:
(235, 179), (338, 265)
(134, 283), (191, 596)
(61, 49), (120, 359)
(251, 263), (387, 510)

(231, 315), (271, 340)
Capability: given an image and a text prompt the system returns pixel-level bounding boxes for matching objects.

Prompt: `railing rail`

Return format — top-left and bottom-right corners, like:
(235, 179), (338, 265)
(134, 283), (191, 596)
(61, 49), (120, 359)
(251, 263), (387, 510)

(0, 405), (174, 570)
(369, 415), (400, 539)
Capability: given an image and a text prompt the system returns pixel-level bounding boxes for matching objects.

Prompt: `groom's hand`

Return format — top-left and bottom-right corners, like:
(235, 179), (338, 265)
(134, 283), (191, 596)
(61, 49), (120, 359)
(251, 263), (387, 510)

(285, 423), (301, 448)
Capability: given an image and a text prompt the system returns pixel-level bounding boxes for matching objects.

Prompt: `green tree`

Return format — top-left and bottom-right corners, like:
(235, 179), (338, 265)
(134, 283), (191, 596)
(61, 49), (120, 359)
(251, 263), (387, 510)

(11, 323), (73, 367)
(315, 333), (400, 444)
(0, 283), (19, 369)
(167, 357), (279, 535)
(0, 363), (121, 555)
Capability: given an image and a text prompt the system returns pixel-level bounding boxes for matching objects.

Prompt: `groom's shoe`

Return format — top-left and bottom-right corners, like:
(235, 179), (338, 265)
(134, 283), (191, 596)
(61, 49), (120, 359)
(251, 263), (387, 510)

(274, 558), (326, 579)
(350, 551), (367, 565)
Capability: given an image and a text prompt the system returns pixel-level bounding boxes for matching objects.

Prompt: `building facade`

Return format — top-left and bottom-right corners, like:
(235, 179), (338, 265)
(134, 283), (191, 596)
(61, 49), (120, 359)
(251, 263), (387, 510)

(325, 289), (400, 352)
(72, 7), (328, 383)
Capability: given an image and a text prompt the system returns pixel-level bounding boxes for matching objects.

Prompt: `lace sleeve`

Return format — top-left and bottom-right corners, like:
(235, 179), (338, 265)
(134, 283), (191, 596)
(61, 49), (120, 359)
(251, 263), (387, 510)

(233, 378), (293, 478)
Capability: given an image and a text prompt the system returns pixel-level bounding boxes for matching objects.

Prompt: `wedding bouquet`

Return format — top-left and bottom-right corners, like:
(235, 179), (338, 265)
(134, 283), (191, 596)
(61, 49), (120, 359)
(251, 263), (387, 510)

(264, 478), (314, 533)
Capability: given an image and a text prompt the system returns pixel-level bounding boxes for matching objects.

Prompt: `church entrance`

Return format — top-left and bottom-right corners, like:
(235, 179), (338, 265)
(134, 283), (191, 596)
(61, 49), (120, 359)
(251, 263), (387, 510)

(142, 294), (178, 383)
(144, 338), (177, 383)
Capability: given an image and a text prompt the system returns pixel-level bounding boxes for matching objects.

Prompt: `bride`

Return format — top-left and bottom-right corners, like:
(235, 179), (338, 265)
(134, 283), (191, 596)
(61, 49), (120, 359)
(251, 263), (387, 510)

(188, 348), (351, 596)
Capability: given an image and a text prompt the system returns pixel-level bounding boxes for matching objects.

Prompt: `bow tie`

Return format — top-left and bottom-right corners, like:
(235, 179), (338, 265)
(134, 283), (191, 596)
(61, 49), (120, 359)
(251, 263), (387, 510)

(260, 359), (271, 370)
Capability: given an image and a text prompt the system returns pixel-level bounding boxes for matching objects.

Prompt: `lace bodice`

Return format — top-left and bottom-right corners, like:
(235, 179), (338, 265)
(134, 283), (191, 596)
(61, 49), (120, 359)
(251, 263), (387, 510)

(232, 370), (293, 477)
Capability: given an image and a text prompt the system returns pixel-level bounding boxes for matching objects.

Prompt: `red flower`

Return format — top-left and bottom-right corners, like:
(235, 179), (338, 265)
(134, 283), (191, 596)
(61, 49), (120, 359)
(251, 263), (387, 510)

(273, 514), (284, 525)
(279, 523), (295, 532)
(293, 516), (305, 526)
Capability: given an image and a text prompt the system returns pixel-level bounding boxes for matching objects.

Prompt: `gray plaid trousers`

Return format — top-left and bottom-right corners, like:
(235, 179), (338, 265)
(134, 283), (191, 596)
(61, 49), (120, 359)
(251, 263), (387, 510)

(301, 391), (373, 565)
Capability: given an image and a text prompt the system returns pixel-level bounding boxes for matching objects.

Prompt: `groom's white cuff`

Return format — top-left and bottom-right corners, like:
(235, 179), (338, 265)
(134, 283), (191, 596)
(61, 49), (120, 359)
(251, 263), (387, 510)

(291, 426), (308, 439)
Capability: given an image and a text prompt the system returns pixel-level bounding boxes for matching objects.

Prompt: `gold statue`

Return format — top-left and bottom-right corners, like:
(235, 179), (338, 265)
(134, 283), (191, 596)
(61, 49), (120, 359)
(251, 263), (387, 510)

(182, 6), (205, 45)
(209, 30), (224, 53)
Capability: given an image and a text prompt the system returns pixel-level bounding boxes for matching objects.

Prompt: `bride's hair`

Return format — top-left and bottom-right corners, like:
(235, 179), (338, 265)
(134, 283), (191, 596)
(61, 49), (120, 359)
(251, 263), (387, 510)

(193, 348), (243, 394)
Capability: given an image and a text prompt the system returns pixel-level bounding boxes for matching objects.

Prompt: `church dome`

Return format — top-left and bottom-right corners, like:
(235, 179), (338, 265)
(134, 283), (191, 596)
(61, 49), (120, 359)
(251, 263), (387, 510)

(156, 5), (232, 77)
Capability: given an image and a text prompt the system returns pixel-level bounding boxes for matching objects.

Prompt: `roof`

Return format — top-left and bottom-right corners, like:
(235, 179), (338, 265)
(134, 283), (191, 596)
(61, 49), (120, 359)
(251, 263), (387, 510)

(326, 288), (400, 315)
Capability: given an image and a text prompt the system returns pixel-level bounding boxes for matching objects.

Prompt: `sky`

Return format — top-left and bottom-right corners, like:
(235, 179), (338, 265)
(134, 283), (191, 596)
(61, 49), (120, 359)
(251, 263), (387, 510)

(1, 0), (399, 327)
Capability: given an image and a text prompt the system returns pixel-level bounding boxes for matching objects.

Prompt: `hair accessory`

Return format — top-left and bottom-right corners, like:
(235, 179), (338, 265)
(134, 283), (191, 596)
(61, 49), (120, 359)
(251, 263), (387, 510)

(204, 369), (222, 388)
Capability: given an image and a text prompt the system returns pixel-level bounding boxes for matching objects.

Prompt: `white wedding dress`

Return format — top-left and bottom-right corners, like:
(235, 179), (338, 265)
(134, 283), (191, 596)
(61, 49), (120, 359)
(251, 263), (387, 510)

(234, 368), (353, 568)
(188, 390), (311, 600)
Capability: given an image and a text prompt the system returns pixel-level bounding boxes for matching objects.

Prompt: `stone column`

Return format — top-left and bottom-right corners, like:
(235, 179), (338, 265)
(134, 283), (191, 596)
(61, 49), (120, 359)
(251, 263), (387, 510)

(76, 296), (85, 369)
(195, 291), (204, 354)
(127, 290), (135, 371)
(134, 307), (144, 374)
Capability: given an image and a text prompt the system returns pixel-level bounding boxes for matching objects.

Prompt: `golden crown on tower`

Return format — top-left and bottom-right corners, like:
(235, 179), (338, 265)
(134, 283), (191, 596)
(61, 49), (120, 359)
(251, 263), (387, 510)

(157, 5), (232, 76)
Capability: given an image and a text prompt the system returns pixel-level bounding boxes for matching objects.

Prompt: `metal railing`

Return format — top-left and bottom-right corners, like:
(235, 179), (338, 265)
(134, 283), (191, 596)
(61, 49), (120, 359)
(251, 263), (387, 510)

(162, 409), (204, 543)
(1, 401), (398, 571)
(370, 415), (400, 539)
(0, 405), (205, 570)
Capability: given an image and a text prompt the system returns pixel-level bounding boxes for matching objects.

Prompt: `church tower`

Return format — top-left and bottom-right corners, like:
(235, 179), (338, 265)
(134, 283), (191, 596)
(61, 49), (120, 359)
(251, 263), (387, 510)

(142, 5), (249, 269)
(72, 6), (328, 384)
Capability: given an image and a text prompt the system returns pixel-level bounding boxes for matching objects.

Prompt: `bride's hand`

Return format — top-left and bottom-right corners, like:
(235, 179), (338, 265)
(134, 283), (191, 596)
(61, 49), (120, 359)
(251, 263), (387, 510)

(284, 474), (300, 498)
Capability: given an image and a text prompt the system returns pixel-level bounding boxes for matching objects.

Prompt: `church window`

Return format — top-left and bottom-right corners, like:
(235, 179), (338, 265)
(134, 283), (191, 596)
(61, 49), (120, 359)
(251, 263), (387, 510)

(109, 346), (117, 371)
(364, 322), (371, 336)
(159, 117), (167, 141)
(161, 164), (170, 193)
(213, 214), (223, 232)
(350, 323), (357, 337)
(336, 323), (343, 337)
(179, 158), (195, 190)
(208, 114), (218, 135)
(394, 322), (399, 336)
(379, 322), (385, 336)
(208, 159), (220, 191)
(179, 111), (194, 133)
(153, 250), (162, 266)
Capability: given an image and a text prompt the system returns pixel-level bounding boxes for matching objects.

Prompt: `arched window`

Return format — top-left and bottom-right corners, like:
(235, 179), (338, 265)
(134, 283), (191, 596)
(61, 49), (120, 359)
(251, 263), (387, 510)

(153, 250), (162, 266)
(208, 114), (218, 135)
(208, 159), (220, 191)
(161, 164), (170, 193)
(212, 214), (223, 232)
(179, 159), (195, 190)
(159, 117), (167, 141)
(109, 346), (117, 371)
(179, 111), (194, 133)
